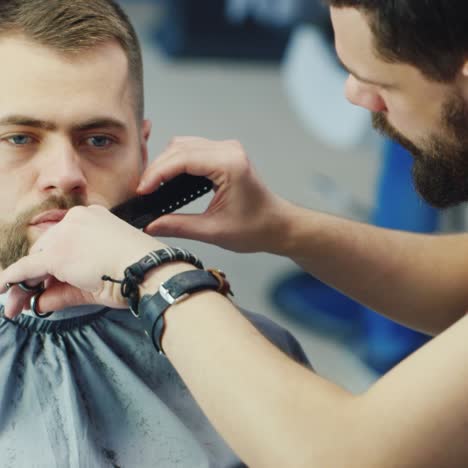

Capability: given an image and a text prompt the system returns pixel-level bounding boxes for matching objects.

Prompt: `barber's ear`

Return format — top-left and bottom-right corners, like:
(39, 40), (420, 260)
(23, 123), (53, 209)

(140, 119), (152, 170)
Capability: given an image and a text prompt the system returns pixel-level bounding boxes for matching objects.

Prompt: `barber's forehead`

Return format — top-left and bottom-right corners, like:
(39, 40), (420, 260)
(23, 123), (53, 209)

(332, 7), (377, 62)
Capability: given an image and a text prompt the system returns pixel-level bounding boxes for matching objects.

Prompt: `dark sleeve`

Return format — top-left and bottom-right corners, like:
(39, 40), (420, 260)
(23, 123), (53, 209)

(240, 309), (313, 371)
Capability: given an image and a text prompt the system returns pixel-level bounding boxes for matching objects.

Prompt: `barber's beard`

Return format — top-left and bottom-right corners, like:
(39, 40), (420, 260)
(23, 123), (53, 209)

(372, 91), (468, 209)
(0, 194), (84, 269)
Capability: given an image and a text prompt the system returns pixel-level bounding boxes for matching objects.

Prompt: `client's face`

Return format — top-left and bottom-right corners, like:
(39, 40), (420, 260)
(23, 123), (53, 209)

(0, 36), (151, 269)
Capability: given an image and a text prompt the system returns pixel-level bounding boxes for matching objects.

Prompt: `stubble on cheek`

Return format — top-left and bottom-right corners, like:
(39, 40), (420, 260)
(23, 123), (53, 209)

(0, 220), (30, 270)
(0, 193), (84, 270)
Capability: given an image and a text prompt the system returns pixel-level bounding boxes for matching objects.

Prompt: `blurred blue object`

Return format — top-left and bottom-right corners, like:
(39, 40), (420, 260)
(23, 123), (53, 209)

(270, 272), (362, 338)
(359, 140), (436, 374)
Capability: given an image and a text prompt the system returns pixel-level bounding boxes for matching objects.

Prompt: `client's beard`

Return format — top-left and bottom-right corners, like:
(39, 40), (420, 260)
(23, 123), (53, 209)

(372, 91), (468, 209)
(0, 194), (84, 269)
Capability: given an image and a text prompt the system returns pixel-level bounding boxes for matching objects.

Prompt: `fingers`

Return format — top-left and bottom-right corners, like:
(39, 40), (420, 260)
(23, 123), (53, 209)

(3, 280), (92, 320)
(31, 281), (91, 316)
(138, 137), (194, 193)
(137, 158), (190, 194)
(138, 152), (212, 195)
(144, 213), (218, 243)
(0, 253), (50, 319)
(0, 255), (49, 295)
(137, 137), (246, 195)
(3, 285), (34, 319)
(3, 279), (49, 319)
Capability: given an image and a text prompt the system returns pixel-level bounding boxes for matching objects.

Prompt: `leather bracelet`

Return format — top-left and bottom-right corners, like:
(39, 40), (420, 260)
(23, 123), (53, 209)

(139, 269), (232, 355)
(125, 247), (203, 282)
(102, 247), (204, 317)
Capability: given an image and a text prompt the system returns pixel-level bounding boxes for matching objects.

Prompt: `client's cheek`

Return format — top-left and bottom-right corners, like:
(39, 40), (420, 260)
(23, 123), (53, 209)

(0, 224), (32, 268)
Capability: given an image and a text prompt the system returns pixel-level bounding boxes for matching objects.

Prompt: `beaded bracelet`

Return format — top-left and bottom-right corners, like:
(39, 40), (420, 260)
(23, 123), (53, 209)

(102, 247), (204, 317)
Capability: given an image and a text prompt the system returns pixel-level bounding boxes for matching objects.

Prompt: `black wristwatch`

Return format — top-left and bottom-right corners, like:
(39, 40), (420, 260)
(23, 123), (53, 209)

(139, 269), (231, 355)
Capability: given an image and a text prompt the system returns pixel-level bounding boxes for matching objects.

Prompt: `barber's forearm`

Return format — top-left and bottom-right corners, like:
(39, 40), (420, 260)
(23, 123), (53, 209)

(142, 268), (356, 465)
(273, 202), (468, 335)
(156, 288), (356, 467)
(141, 264), (468, 468)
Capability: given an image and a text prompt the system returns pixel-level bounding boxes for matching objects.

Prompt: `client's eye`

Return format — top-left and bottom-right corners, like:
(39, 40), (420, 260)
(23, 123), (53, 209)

(7, 135), (34, 146)
(86, 136), (115, 148)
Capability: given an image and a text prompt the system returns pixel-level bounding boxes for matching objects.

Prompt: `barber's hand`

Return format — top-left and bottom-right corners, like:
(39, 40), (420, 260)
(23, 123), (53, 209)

(0, 206), (167, 319)
(138, 137), (287, 253)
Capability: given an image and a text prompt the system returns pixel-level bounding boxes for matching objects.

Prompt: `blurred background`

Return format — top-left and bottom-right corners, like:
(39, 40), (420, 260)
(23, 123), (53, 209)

(118, 0), (466, 393)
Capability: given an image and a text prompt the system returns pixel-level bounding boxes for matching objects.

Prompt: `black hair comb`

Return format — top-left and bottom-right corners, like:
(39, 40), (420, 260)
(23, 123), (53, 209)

(111, 174), (213, 229)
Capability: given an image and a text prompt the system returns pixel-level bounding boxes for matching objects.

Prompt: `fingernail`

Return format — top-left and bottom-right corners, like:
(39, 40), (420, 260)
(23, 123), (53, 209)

(137, 180), (148, 192)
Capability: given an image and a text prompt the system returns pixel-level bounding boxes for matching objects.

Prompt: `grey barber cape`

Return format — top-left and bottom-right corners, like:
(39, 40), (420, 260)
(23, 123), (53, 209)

(0, 293), (311, 468)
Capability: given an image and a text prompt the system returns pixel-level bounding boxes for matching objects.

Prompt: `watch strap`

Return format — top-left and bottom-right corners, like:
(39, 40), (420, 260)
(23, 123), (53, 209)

(139, 269), (228, 354)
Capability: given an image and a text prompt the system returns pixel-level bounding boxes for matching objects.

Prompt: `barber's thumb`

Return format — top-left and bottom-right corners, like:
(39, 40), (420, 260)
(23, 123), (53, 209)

(34, 281), (90, 315)
(144, 213), (214, 242)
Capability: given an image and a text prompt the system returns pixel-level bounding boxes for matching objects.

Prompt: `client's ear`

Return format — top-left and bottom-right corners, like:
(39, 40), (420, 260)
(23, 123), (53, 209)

(140, 119), (152, 170)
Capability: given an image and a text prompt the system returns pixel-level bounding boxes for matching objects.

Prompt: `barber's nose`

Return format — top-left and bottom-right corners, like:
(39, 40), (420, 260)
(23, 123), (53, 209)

(345, 75), (387, 113)
(36, 144), (87, 195)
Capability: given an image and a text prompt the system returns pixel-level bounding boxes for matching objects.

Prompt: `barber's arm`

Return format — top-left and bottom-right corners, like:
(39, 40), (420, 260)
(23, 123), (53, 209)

(277, 204), (468, 336)
(140, 267), (468, 468)
(140, 137), (468, 335)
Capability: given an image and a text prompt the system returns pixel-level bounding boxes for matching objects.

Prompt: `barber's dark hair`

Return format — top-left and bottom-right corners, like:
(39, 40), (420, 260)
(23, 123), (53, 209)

(0, 0), (144, 120)
(325, 1), (468, 82)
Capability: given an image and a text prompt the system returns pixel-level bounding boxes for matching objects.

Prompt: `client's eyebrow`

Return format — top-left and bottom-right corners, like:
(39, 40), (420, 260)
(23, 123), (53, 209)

(0, 115), (128, 132)
(0, 115), (57, 130)
(73, 118), (127, 132)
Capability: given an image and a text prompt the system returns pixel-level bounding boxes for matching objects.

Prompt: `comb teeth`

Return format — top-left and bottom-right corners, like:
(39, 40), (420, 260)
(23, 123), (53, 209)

(110, 174), (213, 229)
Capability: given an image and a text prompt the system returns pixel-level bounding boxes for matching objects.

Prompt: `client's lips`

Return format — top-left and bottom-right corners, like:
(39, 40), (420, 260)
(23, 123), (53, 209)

(30, 209), (68, 226)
